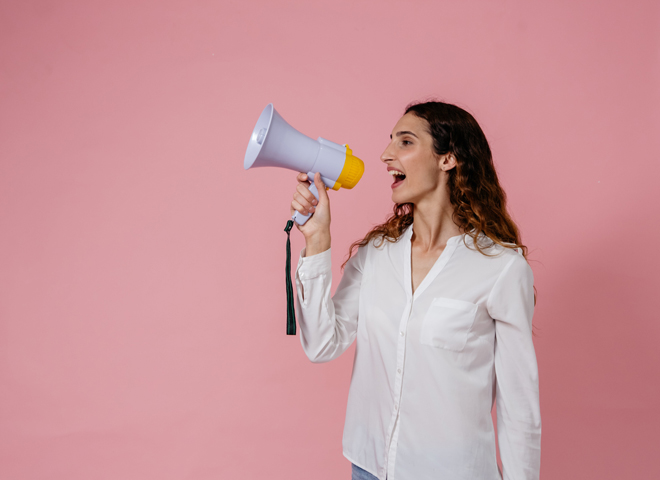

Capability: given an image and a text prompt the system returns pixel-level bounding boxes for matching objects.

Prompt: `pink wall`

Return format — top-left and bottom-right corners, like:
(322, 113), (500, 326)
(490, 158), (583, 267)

(1, 0), (659, 478)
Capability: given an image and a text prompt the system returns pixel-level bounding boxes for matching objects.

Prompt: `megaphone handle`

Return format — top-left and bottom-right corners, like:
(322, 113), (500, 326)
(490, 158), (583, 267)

(292, 181), (319, 226)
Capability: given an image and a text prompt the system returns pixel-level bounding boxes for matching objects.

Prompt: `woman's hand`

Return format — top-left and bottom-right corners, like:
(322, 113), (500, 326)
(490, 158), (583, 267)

(290, 172), (331, 244)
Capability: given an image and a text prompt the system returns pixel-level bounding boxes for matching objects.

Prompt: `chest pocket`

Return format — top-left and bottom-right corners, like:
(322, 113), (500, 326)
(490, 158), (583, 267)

(420, 297), (478, 351)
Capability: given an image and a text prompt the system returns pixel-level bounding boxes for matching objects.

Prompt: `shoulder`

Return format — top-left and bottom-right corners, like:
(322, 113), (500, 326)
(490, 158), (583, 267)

(462, 232), (518, 258)
(464, 233), (533, 277)
(345, 235), (376, 272)
(366, 230), (405, 252)
(495, 247), (534, 288)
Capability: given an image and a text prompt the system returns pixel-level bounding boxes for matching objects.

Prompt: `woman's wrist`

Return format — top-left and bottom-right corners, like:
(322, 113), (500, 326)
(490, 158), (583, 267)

(305, 234), (331, 257)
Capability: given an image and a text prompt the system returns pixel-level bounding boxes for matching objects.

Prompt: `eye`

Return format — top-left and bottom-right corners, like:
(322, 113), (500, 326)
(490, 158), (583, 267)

(401, 140), (413, 146)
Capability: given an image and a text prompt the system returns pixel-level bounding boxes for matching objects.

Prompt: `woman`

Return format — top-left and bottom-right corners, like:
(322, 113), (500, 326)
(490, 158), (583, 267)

(290, 101), (541, 480)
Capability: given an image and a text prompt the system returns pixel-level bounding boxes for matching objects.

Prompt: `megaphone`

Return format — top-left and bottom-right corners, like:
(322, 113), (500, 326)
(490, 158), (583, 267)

(244, 103), (364, 225)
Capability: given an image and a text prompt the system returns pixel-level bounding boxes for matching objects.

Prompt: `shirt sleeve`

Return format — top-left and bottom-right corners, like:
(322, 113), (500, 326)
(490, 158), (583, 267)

(294, 244), (367, 363)
(487, 254), (542, 480)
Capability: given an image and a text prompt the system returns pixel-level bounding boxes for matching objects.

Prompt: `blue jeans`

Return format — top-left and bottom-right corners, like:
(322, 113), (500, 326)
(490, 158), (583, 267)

(351, 463), (381, 480)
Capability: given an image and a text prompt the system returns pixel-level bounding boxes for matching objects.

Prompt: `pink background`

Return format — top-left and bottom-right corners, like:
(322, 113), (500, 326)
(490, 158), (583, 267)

(1, 1), (659, 478)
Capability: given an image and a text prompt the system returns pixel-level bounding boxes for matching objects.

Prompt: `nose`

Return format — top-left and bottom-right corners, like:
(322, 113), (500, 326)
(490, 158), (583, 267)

(380, 141), (395, 163)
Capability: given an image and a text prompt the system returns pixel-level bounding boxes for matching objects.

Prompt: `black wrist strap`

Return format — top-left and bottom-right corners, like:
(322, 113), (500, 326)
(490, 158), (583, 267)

(284, 219), (296, 335)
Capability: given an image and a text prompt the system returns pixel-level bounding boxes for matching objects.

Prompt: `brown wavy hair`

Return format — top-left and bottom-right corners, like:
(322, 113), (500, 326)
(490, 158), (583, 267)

(340, 100), (537, 306)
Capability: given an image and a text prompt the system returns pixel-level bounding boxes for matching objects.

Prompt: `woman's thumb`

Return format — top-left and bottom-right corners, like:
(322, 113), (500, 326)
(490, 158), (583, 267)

(314, 172), (329, 203)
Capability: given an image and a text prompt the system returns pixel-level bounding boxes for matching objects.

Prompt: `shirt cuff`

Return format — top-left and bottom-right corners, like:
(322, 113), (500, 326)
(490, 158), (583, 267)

(297, 246), (332, 279)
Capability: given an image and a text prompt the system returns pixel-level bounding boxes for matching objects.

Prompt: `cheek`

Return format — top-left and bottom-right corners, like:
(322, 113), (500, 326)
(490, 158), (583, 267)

(409, 167), (438, 187)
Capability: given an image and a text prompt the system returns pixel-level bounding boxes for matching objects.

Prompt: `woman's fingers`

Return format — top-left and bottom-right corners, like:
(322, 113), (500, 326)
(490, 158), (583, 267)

(291, 198), (316, 216)
(291, 199), (310, 216)
(296, 182), (318, 206)
(293, 191), (316, 214)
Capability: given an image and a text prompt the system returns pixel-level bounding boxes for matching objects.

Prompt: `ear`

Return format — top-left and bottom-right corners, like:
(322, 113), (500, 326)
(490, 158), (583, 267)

(439, 153), (457, 171)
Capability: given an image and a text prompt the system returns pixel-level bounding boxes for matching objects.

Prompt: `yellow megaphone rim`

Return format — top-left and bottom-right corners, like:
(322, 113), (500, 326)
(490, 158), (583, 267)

(333, 145), (365, 190)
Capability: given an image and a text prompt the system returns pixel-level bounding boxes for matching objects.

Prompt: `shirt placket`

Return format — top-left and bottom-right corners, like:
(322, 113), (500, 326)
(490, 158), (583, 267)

(383, 295), (413, 480)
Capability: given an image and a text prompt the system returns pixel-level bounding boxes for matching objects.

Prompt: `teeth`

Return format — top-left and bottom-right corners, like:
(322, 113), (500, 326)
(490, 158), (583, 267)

(388, 170), (405, 176)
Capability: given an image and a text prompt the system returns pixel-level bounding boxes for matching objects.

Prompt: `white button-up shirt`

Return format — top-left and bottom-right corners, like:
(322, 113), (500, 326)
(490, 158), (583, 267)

(294, 221), (541, 480)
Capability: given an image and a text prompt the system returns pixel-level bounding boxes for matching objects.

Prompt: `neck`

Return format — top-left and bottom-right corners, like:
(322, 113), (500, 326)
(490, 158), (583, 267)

(410, 191), (463, 253)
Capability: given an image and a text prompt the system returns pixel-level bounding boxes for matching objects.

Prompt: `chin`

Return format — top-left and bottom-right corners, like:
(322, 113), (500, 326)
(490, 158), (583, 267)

(391, 192), (409, 203)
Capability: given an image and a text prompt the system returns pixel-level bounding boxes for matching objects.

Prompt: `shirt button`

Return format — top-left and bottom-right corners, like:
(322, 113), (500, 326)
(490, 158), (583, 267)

(399, 331), (404, 337)
(397, 368), (402, 374)
(394, 403), (398, 410)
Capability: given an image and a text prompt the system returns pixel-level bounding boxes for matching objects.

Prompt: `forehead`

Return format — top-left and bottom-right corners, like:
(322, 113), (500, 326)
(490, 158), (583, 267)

(391, 112), (430, 137)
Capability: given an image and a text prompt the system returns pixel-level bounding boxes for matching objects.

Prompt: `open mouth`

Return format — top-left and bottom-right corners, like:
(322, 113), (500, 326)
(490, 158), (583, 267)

(389, 170), (406, 187)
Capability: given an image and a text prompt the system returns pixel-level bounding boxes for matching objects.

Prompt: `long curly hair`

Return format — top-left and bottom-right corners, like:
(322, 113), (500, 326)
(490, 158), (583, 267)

(340, 100), (536, 305)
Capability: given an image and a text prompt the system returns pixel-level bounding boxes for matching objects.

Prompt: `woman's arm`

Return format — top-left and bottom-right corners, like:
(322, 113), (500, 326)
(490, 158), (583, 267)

(294, 242), (367, 363)
(487, 254), (542, 480)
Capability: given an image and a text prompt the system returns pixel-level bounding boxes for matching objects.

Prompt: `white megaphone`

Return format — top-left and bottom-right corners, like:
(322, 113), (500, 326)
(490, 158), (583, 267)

(244, 103), (364, 225)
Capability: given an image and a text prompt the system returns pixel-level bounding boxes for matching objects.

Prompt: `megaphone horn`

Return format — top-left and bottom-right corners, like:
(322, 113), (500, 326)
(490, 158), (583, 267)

(244, 103), (364, 226)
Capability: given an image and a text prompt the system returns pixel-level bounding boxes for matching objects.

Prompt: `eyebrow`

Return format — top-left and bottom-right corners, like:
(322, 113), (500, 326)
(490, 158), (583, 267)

(390, 131), (419, 139)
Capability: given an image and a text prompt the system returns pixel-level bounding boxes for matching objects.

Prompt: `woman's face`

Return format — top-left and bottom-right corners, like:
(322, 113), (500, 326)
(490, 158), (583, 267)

(380, 112), (452, 205)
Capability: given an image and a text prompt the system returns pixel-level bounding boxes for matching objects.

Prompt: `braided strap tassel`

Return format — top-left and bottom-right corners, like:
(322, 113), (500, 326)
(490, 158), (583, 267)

(284, 220), (296, 335)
